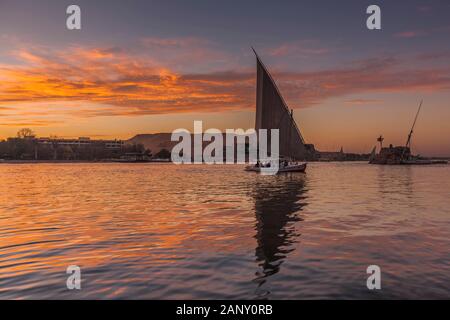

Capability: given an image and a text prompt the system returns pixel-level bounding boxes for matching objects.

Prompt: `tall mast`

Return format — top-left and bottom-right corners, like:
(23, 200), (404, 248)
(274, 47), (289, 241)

(405, 100), (423, 149)
(288, 109), (293, 159)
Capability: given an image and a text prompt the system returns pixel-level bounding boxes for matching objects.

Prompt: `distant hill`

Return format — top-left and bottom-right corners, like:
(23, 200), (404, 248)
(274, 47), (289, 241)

(127, 133), (176, 155)
(127, 132), (247, 158)
(127, 133), (371, 161)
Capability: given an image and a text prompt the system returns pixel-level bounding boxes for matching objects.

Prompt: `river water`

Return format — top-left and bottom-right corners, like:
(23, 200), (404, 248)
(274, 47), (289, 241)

(0, 162), (449, 299)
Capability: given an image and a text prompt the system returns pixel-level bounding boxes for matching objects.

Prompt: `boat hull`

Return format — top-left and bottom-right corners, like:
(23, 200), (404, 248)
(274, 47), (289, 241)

(245, 163), (307, 173)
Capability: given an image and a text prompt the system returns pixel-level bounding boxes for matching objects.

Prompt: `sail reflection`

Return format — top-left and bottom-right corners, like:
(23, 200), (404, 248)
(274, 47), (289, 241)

(251, 174), (308, 296)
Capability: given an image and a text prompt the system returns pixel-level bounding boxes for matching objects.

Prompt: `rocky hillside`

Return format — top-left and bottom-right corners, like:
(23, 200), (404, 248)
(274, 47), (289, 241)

(126, 133), (176, 155)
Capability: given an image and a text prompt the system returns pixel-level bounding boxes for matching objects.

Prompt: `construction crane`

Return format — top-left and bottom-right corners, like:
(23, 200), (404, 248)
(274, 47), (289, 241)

(405, 100), (423, 150)
(401, 100), (423, 161)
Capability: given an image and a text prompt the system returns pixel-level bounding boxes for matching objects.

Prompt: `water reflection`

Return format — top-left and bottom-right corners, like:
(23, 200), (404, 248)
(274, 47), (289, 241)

(377, 166), (414, 199)
(251, 174), (308, 297)
(1, 163), (448, 299)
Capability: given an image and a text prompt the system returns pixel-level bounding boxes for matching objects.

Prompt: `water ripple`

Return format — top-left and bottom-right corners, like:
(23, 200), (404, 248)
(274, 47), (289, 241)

(0, 162), (449, 299)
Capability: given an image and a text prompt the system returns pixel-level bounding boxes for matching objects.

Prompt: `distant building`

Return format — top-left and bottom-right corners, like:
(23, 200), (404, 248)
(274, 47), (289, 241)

(37, 137), (124, 150)
(318, 147), (370, 162)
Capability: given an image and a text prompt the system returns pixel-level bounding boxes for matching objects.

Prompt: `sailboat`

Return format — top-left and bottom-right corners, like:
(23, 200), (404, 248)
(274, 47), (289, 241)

(369, 100), (448, 165)
(245, 48), (312, 173)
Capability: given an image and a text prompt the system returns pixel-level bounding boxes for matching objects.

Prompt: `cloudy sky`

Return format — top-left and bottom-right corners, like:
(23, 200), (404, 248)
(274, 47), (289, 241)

(0, 0), (449, 155)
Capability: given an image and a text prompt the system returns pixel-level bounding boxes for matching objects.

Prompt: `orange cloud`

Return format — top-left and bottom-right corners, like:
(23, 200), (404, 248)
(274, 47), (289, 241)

(0, 45), (253, 119)
(0, 120), (62, 127)
(0, 45), (450, 127)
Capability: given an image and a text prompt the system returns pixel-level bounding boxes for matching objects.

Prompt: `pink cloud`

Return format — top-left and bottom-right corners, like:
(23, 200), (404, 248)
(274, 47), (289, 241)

(393, 31), (427, 38)
(139, 36), (230, 70)
(417, 5), (433, 13)
(267, 41), (330, 57)
(344, 99), (382, 106)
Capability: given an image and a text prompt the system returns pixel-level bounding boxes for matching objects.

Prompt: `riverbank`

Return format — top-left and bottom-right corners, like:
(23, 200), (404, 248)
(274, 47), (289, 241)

(0, 159), (171, 164)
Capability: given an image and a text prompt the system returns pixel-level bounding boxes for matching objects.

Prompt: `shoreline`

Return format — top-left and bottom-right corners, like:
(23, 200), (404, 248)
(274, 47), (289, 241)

(1, 159), (448, 165)
(0, 159), (172, 164)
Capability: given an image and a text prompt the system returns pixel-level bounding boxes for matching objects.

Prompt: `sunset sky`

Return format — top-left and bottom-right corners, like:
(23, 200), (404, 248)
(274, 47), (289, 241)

(0, 0), (449, 156)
